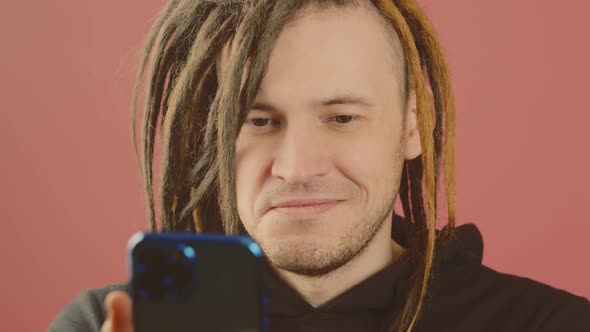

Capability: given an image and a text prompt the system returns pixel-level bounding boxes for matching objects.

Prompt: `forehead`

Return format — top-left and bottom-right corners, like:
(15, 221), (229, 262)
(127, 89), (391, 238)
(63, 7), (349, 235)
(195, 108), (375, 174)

(217, 3), (406, 111)
(253, 4), (405, 110)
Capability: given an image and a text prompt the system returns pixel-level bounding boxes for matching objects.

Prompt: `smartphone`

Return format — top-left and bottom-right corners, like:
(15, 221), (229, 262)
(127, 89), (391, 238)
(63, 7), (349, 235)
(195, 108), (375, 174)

(128, 232), (269, 332)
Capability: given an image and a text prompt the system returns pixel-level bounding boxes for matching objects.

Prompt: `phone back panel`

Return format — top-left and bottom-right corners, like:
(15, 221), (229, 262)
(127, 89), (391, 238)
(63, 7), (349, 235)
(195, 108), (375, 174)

(128, 233), (269, 332)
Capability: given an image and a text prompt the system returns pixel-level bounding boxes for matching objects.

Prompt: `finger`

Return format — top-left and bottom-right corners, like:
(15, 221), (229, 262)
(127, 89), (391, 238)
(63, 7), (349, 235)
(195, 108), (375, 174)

(103, 290), (134, 332)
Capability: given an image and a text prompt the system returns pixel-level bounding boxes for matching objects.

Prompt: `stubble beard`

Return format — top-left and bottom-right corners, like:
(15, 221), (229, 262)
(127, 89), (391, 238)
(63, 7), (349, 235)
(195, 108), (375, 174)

(261, 190), (397, 278)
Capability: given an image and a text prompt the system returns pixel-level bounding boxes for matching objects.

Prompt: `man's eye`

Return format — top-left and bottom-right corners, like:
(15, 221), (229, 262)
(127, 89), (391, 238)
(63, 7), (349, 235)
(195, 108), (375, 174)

(331, 115), (359, 124)
(248, 118), (273, 127)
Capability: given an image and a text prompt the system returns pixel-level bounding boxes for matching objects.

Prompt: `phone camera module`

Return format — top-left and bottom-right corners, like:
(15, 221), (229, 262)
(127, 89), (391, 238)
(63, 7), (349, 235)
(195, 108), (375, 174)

(134, 245), (197, 301)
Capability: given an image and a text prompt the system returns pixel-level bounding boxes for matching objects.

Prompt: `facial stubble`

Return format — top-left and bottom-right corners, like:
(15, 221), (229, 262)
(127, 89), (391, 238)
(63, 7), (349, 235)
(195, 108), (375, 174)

(271, 193), (397, 278)
(260, 150), (404, 278)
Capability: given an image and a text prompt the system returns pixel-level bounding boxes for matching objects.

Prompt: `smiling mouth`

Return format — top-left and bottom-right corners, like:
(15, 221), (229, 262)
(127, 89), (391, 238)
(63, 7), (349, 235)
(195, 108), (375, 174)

(268, 201), (341, 218)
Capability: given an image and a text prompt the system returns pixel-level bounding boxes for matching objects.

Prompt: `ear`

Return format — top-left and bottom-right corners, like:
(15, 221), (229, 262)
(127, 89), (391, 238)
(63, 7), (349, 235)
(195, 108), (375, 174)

(402, 72), (435, 160)
(402, 91), (422, 160)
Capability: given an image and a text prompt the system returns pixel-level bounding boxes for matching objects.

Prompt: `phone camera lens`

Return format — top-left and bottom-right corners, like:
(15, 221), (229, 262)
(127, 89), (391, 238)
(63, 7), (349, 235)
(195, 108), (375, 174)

(177, 244), (197, 260)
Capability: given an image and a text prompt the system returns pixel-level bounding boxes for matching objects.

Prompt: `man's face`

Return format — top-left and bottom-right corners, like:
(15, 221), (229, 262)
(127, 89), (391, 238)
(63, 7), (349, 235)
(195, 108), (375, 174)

(234, 5), (420, 276)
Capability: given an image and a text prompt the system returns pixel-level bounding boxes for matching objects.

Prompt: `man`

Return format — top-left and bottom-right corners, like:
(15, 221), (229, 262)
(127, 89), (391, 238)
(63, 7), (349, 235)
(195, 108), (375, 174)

(50, 0), (590, 331)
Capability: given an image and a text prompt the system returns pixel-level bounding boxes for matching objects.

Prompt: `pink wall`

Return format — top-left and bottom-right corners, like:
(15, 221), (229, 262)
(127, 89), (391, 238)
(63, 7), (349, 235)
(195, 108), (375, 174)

(1, 1), (588, 331)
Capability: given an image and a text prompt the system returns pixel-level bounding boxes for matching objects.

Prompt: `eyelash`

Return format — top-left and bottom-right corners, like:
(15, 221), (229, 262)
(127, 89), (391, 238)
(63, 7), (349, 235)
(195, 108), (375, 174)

(244, 115), (360, 128)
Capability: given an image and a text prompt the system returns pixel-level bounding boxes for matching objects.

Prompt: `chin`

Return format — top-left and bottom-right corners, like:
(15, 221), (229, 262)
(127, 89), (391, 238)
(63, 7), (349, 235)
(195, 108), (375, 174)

(260, 228), (331, 249)
(264, 239), (335, 270)
(264, 237), (356, 277)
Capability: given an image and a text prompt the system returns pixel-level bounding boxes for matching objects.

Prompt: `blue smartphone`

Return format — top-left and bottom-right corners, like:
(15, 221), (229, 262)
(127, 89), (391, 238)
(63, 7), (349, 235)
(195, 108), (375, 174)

(128, 232), (270, 332)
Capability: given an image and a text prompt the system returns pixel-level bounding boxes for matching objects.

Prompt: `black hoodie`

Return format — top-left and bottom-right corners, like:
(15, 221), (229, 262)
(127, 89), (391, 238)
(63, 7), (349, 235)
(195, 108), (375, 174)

(49, 216), (590, 331)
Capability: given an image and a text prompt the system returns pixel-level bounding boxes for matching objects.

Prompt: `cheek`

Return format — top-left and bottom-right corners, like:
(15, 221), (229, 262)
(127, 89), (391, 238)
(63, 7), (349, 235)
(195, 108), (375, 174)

(235, 141), (272, 224)
(347, 147), (393, 186)
(333, 129), (402, 203)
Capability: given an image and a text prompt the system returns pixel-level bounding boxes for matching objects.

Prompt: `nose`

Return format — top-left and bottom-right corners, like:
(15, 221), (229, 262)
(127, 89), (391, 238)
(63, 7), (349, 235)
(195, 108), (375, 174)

(271, 124), (331, 185)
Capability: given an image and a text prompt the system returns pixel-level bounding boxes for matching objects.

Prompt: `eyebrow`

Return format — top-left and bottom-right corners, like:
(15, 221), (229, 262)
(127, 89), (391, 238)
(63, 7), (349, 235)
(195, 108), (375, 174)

(251, 93), (375, 112)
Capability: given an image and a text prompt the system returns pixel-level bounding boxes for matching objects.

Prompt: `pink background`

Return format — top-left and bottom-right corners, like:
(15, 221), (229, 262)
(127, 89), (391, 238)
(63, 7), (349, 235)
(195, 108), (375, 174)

(1, 0), (589, 331)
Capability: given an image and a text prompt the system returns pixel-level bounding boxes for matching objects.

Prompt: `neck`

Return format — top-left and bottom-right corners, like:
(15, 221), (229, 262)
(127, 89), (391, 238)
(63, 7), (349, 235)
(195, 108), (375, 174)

(273, 215), (407, 307)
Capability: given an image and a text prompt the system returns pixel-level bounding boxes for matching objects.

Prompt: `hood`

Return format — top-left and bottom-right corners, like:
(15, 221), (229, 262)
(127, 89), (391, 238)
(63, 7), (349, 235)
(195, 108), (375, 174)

(392, 213), (484, 267)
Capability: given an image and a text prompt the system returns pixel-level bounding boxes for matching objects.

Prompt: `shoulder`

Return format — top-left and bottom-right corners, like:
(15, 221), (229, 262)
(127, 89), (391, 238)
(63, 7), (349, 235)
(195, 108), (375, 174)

(48, 283), (129, 332)
(426, 263), (590, 331)
(478, 266), (590, 330)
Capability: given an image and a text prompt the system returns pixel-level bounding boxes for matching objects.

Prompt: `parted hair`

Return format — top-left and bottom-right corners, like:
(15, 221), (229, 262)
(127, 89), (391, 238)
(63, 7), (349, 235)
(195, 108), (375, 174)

(131, 0), (457, 331)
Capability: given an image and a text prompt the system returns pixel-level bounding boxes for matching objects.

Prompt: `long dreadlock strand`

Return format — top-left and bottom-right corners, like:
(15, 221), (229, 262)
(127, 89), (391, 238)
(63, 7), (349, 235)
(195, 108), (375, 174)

(131, 0), (186, 231)
(214, 0), (312, 235)
(395, 0), (456, 241)
(161, 6), (240, 231)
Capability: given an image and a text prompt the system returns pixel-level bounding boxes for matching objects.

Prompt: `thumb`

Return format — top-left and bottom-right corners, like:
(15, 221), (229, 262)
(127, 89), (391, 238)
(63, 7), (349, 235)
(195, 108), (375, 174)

(103, 290), (134, 332)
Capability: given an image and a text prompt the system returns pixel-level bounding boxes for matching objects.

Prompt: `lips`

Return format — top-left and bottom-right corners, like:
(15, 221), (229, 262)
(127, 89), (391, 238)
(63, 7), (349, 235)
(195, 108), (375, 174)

(271, 199), (341, 209)
(267, 199), (342, 218)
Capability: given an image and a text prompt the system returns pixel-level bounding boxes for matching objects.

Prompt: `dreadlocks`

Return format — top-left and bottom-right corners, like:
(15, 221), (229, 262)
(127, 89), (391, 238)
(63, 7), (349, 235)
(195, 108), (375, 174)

(131, 1), (456, 331)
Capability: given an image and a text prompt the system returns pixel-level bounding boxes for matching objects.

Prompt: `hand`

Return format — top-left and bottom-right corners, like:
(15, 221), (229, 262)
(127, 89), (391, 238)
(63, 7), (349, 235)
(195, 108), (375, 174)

(100, 290), (134, 332)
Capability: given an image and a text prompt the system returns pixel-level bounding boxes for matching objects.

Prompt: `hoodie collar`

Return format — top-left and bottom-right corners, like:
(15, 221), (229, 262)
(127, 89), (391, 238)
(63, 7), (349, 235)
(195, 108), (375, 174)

(264, 214), (484, 317)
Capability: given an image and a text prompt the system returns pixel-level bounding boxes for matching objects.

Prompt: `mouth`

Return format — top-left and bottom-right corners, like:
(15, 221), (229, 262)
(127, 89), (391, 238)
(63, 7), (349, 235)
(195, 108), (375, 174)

(268, 200), (342, 218)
